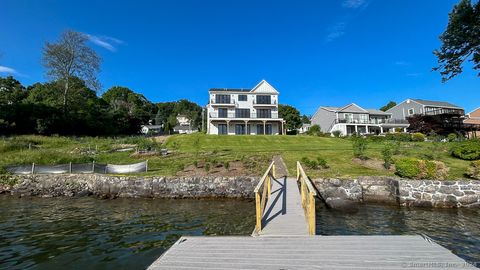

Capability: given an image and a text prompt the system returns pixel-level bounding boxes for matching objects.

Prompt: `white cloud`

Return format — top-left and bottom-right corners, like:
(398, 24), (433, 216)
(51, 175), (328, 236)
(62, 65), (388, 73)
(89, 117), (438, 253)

(342, 0), (366, 9)
(326, 22), (347, 42)
(85, 34), (124, 52)
(0, 65), (18, 75)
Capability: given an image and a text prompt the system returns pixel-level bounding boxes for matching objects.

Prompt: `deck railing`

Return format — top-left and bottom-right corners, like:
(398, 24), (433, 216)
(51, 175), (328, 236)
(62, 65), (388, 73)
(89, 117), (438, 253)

(253, 160), (275, 233)
(296, 161), (317, 235)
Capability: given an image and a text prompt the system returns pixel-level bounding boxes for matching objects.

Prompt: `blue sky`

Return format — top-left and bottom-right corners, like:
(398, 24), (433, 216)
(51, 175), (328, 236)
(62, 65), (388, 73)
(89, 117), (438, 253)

(0, 0), (478, 115)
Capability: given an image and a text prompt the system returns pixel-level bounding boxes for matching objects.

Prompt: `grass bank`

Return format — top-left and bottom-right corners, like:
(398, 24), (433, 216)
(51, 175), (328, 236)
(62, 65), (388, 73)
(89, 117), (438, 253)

(0, 134), (472, 179)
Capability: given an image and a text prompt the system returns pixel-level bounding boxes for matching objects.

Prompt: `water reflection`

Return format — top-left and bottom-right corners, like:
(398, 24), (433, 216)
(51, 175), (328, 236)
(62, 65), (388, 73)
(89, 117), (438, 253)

(1, 196), (479, 269)
(0, 196), (255, 270)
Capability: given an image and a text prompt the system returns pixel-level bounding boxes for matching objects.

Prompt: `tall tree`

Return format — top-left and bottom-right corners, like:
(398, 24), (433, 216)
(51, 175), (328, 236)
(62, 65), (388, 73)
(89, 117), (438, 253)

(301, 114), (311, 124)
(278, 104), (302, 131)
(42, 30), (101, 110)
(434, 0), (480, 82)
(380, 101), (397, 112)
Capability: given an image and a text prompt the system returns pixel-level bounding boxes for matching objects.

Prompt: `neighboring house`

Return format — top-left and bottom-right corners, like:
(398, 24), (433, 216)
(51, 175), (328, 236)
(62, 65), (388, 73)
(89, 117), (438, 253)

(141, 125), (163, 135)
(206, 80), (285, 135)
(386, 99), (464, 120)
(464, 107), (480, 138)
(311, 103), (409, 136)
(173, 114), (197, 134)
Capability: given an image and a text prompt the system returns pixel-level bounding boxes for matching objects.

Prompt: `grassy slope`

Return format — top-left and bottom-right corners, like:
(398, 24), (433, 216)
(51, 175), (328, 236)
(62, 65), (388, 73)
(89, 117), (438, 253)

(0, 134), (472, 179)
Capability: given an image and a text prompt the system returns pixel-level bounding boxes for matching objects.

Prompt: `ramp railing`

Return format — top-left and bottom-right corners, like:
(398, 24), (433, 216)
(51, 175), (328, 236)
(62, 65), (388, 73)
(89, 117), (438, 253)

(296, 161), (317, 235)
(253, 160), (276, 233)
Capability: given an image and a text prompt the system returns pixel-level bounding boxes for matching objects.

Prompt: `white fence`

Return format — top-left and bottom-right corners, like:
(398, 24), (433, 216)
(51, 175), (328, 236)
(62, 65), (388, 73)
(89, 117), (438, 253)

(6, 161), (148, 175)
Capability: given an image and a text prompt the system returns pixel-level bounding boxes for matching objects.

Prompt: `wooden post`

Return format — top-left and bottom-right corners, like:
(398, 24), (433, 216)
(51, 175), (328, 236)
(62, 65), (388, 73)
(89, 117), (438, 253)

(92, 161), (95, 173)
(267, 175), (271, 198)
(255, 192), (261, 232)
(272, 163), (276, 178)
(69, 162), (72, 173)
(146, 160), (149, 172)
(309, 194), (316, 235)
(31, 163), (35, 175)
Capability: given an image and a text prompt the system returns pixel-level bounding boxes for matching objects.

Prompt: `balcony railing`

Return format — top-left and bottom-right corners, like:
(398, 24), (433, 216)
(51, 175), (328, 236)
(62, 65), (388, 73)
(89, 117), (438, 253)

(210, 99), (236, 105)
(334, 118), (409, 125)
(423, 108), (464, 116)
(209, 112), (280, 119)
(253, 99), (277, 105)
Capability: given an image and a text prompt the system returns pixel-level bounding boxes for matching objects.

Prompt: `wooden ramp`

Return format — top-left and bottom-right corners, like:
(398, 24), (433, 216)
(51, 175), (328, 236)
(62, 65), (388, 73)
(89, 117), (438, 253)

(148, 235), (473, 270)
(257, 177), (308, 236)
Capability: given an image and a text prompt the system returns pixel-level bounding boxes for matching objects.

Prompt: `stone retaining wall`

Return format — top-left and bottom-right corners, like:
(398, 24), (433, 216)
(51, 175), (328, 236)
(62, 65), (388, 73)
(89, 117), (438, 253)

(2, 174), (259, 199)
(313, 177), (480, 208)
(2, 174), (480, 208)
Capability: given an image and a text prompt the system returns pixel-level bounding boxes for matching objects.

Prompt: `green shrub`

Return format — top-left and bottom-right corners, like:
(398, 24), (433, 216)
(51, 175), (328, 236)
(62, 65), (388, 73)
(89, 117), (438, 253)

(307, 125), (322, 136)
(451, 140), (480, 160)
(381, 144), (394, 169)
(205, 162), (210, 172)
(332, 130), (342, 137)
(301, 156), (328, 170)
(223, 161), (230, 170)
(447, 133), (457, 142)
(395, 158), (421, 178)
(467, 161), (480, 180)
(352, 136), (368, 159)
(193, 160), (198, 168)
(411, 133), (426, 142)
(395, 157), (449, 179)
(316, 156), (329, 169)
(385, 133), (411, 142)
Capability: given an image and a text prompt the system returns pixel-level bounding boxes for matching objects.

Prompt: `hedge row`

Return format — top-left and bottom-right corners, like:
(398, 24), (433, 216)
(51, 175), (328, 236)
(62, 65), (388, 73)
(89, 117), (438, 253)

(395, 157), (449, 180)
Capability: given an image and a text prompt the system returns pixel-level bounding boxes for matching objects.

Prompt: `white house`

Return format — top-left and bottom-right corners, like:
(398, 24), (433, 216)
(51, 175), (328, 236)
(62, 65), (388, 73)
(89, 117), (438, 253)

(207, 80), (285, 135)
(173, 114), (197, 134)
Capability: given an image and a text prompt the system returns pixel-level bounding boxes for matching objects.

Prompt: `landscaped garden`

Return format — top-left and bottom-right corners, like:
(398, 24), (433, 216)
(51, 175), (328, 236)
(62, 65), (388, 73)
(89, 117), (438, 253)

(1, 133), (479, 179)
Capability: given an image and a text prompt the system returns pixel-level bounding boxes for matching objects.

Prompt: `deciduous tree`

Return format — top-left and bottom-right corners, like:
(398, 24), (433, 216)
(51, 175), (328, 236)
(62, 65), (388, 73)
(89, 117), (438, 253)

(42, 30), (101, 110)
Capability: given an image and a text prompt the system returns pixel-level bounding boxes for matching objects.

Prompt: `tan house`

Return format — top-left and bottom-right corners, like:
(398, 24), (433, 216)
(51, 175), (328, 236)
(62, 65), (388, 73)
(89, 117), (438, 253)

(464, 107), (480, 138)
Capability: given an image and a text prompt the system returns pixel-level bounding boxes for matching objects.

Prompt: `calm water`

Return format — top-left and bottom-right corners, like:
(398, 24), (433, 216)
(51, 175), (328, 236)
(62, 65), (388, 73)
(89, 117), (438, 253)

(0, 196), (479, 269)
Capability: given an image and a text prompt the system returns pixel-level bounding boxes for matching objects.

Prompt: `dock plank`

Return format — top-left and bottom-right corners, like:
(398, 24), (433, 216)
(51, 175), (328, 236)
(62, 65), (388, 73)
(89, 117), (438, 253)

(148, 235), (475, 270)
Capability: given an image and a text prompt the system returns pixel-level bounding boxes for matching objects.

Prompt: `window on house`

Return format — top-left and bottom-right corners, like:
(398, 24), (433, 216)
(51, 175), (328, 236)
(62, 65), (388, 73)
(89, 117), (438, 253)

(215, 94), (231, 104)
(235, 124), (246, 135)
(218, 108), (228, 118)
(238, 95), (247, 101)
(257, 109), (272, 118)
(235, 109), (250, 118)
(256, 95), (271, 104)
(408, 108), (415, 115)
(257, 124), (264, 135)
(344, 113), (353, 123)
(218, 124), (228, 135)
(359, 114), (368, 123)
(265, 124), (273, 135)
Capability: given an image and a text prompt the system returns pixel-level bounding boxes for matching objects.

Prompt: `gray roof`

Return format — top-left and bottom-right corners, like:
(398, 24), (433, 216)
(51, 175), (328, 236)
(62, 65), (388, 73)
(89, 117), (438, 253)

(366, 109), (391, 115)
(209, 88), (251, 92)
(412, 99), (462, 109)
(321, 106), (340, 111)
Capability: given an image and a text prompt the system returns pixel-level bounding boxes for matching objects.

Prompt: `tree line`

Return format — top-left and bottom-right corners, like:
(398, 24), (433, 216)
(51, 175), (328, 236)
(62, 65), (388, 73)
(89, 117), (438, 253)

(0, 30), (202, 136)
(0, 75), (202, 135)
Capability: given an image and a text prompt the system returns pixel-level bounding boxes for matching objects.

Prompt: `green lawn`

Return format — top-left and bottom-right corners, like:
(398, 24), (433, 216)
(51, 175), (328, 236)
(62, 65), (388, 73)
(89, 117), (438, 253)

(0, 134), (473, 179)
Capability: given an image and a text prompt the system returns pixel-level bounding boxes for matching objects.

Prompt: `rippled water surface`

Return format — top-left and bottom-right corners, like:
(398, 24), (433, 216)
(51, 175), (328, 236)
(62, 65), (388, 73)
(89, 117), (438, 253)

(1, 196), (479, 269)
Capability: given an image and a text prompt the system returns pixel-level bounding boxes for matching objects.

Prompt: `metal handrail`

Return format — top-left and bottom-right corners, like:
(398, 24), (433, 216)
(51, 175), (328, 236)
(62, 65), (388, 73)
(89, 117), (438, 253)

(296, 161), (316, 235)
(254, 160), (276, 233)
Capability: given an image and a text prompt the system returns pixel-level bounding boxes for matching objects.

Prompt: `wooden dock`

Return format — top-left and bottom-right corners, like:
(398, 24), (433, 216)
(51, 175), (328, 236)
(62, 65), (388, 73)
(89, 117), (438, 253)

(148, 235), (472, 270)
(256, 177), (308, 236)
(147, 158), (476, 269)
